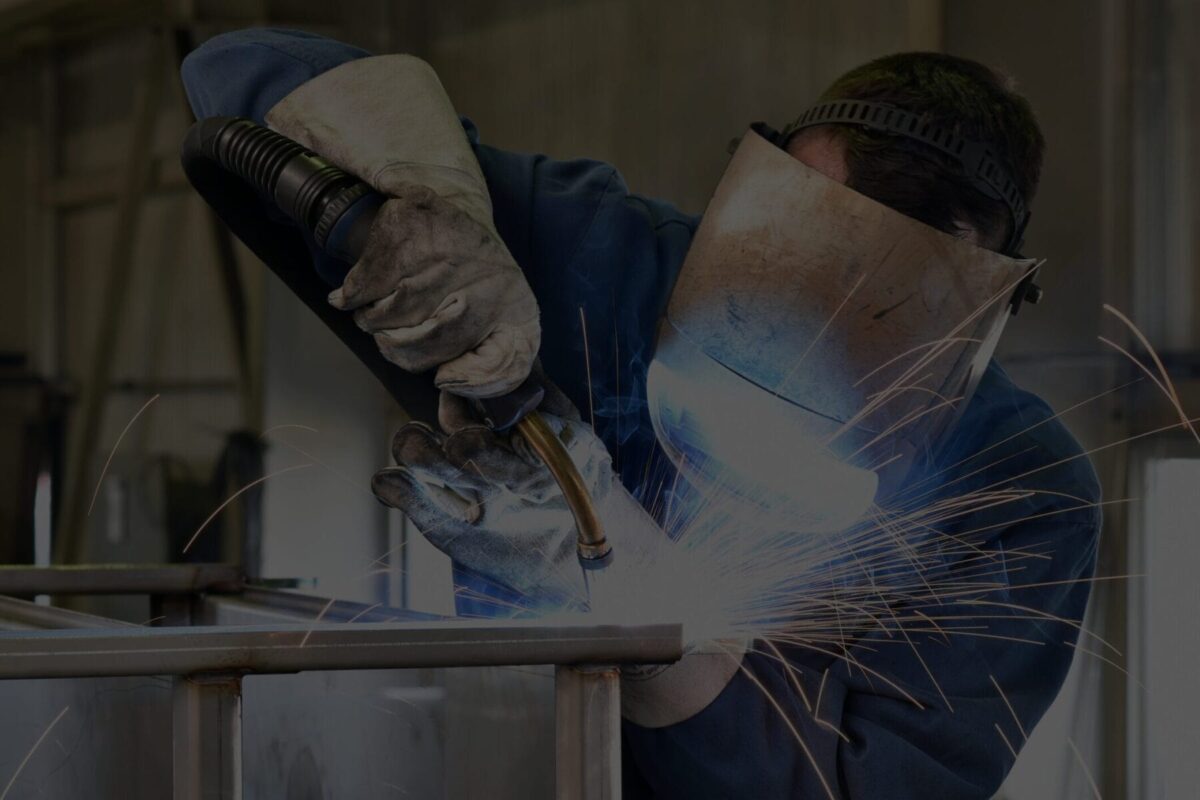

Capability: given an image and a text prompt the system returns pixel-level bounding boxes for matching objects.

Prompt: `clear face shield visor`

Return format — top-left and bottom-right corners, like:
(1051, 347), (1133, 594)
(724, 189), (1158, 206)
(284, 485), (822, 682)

(647, 128), (1037, 530)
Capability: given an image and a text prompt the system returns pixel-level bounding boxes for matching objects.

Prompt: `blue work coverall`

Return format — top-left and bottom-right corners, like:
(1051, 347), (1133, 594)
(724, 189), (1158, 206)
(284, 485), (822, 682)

(182, 29), (1102, 799)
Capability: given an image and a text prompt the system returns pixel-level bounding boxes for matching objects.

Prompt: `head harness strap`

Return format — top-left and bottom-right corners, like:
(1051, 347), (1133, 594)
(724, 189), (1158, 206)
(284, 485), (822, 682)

(784, 99), (1030, 256)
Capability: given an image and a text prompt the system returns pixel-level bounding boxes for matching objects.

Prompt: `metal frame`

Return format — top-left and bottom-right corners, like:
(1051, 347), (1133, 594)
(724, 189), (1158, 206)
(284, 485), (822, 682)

(0, 620), (681, 680)
(0, 563), (242, 596)
(0, 566), (682, 800)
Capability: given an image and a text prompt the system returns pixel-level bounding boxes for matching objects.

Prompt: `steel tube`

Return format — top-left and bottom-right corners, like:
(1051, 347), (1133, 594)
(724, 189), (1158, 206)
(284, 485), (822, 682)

(0, 564), (243, 596)
(0, 621), (682, 680)
(0, 595), (136, 630)
(173, 674), (243, 800)
(555, 665), (622, 800)
(205, 587), (440, 625)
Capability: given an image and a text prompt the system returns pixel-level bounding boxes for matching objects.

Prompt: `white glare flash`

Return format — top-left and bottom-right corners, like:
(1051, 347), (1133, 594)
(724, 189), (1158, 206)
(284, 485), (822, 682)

(647, 325), (878, 533)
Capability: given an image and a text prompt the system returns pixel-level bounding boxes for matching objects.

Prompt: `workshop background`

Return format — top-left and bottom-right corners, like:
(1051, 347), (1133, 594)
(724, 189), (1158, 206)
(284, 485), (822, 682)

(0, 0), (1196, 798)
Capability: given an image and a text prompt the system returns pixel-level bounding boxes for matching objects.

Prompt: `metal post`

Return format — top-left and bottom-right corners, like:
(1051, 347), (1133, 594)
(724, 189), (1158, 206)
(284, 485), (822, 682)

(173, 673), (243, 800)
(555, 665), (621, 800)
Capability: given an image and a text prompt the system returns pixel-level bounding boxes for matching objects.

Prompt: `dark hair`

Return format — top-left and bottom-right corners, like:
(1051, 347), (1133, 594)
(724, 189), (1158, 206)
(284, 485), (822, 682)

(789, 52), (1044, 251)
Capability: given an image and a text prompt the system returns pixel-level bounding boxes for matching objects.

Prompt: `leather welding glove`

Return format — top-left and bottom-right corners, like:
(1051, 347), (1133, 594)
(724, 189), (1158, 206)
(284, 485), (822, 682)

(266, 55), (539, 398)
(371, 381), (614, 604)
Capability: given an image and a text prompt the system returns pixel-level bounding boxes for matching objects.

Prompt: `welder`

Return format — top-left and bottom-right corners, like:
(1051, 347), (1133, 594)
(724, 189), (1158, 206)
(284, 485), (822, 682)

(182, 29), (1101, 799)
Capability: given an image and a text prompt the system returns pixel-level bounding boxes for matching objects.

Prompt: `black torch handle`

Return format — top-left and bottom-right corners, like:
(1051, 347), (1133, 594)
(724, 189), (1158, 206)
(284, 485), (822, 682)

(180, 116), (543, 430)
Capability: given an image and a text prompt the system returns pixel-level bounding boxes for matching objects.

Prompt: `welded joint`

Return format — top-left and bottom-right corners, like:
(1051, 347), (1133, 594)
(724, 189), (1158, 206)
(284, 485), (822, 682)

(172, 672), (243, 800)
(555, 664), (621, 800)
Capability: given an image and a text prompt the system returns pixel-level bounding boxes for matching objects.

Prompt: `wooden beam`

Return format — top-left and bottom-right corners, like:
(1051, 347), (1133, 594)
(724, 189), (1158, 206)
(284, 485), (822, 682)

(54, 31), (165, 566)
(906, 0), (945, 51)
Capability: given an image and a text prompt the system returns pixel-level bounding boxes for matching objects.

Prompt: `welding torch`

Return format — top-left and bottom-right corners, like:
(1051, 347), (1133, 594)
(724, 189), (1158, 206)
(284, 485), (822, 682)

(181, 117), (612, 574)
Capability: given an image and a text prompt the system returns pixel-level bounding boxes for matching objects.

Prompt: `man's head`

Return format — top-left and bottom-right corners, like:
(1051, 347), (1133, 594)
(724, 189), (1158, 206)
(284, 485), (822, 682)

(784, 52), (1044, 253)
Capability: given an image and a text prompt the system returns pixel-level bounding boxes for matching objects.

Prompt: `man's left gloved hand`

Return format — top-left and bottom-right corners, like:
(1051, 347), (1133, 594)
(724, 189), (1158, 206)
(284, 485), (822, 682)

(371, 382), (611, 605)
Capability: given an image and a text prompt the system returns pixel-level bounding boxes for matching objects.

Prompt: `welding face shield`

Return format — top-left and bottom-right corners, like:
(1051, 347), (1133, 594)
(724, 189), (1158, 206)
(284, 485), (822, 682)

(646, 127), (1037, 527)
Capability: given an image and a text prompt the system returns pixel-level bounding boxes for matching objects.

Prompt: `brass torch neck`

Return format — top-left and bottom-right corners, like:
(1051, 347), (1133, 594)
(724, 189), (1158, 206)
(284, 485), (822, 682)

(515, 413), (612, 568)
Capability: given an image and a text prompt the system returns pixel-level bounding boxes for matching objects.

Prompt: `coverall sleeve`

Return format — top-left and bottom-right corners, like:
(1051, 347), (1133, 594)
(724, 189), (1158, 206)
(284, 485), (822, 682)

(181, 29), (372, 125)
(623, 500), (1101, 798)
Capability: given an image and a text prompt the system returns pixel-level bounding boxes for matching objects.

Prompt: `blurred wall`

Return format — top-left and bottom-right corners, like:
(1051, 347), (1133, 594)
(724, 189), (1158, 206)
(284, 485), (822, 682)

(429, 0), (941, 213)
(0, 25), (253, 618)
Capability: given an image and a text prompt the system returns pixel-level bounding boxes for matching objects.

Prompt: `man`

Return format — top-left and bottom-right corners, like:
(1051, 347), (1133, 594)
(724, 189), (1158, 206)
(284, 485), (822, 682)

(182, 29), (1100, 798)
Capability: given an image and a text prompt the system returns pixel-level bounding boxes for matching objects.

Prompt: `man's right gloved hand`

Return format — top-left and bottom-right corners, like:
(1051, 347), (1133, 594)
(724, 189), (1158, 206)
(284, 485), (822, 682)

(266, 54), (539, 398)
